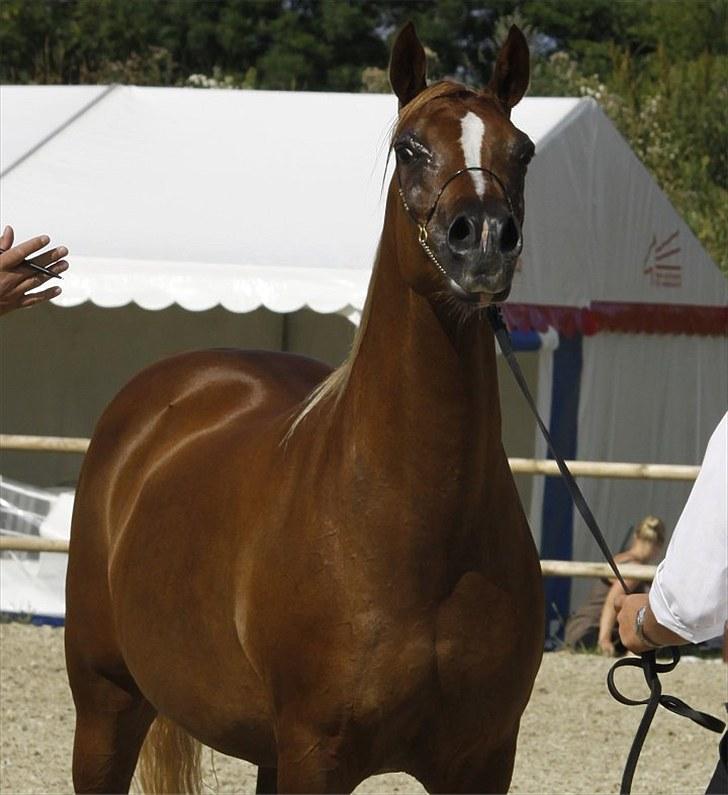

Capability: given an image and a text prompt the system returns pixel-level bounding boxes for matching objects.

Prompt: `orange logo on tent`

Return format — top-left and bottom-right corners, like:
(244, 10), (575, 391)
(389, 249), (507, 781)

(643, 230), (682, 287)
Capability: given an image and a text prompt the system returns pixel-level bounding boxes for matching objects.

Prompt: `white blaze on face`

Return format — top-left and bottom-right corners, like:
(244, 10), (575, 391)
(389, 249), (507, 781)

(459, 111), (486, 199)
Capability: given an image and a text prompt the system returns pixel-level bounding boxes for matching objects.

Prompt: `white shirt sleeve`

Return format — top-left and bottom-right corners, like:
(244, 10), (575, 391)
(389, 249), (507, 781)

(649, 412), (728, 644)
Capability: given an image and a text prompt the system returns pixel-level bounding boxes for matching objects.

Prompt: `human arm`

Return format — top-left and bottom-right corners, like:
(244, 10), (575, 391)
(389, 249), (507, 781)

(615, 414), (727, 653)
(0, 226), (68, 315)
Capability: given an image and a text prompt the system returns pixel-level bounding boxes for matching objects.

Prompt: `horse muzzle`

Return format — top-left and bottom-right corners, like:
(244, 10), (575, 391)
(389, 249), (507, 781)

(458, 258), (516, 297)
(445, 209), (521, 302)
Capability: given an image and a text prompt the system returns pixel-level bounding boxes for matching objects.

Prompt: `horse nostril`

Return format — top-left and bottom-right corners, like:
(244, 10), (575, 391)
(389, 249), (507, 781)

(499, 216), (521, 254)
(447, 215), (476, 253)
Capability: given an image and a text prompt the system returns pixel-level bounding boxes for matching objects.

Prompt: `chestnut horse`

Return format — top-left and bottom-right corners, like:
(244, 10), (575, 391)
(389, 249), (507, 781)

(65, 24), (543, 795)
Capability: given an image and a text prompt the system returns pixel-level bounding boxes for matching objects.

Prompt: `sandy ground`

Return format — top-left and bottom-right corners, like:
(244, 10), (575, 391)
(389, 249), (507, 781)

(1, 623), (725, 794)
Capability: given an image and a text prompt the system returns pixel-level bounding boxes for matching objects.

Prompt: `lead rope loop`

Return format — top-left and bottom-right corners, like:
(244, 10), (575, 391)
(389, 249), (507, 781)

(608, 647), (725, 793)
(486, 304), (725, 795)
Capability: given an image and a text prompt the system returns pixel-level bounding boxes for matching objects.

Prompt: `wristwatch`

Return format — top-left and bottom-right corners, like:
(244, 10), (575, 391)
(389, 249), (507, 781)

(635, 605), (661, 649)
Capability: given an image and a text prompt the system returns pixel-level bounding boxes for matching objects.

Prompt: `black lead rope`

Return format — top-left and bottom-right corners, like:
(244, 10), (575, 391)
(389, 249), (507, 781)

(608, 649), (725, 792)
(485, 306), (627, 591)
(486, 304), (725, 794)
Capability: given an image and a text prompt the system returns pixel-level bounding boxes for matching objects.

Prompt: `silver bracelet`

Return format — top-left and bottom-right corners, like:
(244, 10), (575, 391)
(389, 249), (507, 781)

(635, 605), (661, 649)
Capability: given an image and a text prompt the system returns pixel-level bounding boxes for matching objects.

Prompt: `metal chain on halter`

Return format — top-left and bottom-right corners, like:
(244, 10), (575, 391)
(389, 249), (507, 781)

(397, 187), (451, 281)
(486, 304), (725, 795)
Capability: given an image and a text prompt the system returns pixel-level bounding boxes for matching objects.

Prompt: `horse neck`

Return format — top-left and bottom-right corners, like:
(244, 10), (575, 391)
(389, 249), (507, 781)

(339, 187), (503, 469)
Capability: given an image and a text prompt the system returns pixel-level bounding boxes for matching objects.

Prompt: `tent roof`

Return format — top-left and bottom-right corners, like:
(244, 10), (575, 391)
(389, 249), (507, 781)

(2, 85), (725, 334)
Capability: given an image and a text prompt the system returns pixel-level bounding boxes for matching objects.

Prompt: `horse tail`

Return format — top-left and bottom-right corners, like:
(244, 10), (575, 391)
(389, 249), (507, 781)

(136, 716), (202, 794)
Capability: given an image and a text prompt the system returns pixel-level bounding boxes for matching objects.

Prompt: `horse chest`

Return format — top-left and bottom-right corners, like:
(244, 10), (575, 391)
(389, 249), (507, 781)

(434, 571), (519, 702)
(292, 572), (524, 771)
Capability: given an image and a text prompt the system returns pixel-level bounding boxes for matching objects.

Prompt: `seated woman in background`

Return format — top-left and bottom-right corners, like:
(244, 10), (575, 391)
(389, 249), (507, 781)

(564, 515), (665, 656)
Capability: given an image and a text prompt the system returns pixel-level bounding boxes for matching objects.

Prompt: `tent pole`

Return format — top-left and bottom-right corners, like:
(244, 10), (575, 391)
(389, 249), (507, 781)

(1, 84), (119, 178)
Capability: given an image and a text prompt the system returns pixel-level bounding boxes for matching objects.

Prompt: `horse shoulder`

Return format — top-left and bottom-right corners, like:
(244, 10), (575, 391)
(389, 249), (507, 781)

(82, 348), (329, 478)
(75, 347), (332, 576)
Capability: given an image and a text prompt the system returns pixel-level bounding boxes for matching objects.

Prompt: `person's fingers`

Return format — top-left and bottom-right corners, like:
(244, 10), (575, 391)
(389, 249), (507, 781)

(0, 235), (51, 271)
(613, 593), (625, 613)
(3, 272), (46, 297)
(17, 285), (62, 308)
(0, 225), (15, 251)
(19, 258), (69, 282)
(2, 258), (68, 291)
(28, 245), (68, 269)
(0, 269), (23, 292)
(47, 259), (69, 275)
(3, 259), (67, 296)
(0, 271), (19, 299)
(46, 260), (69, 280)
(0, 284), (59, 315)
(32, 262), (67, 287)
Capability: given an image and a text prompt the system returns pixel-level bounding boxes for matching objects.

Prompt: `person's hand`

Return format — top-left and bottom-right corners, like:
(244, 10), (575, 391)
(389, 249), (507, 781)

(598, 637), (616, 657)
(0, 225), (68, 315)
(614, 593), (651, 653)
(615, 593), (690, 654)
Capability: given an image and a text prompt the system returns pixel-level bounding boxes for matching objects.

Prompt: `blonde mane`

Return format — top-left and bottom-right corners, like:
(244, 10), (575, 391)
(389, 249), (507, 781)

(283, 256), (378, 441)
(284, 80), (478, 441)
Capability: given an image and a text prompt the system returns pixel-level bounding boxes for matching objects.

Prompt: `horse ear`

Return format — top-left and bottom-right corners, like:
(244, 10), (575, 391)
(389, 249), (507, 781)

(389, 22), (427, 109)
(488, 25), (530, 114)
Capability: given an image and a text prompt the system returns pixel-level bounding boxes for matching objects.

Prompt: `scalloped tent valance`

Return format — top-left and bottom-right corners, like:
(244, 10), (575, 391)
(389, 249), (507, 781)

(2, 85), (725, 335)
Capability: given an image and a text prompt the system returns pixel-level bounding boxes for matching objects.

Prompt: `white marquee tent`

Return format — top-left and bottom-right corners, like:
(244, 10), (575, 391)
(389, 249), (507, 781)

(1, 85), (726, 628)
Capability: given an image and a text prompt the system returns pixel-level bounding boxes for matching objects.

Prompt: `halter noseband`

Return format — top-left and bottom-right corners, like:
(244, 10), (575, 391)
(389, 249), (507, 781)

(396, 165), (518, 293)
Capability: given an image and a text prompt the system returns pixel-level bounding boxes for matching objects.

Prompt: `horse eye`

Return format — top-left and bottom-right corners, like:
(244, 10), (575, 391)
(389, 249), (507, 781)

(395, 144), (417, 165)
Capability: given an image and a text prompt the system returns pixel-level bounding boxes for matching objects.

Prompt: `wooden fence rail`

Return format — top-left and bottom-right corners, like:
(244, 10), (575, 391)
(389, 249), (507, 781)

(0, 537), (657, 581)
(1, 537), (70, 553)
(507, 457), (698, 481)
(0, 434), (700, 481)
(1, 434), (89, 453)
(0, 434), (691, 583)
(540, 559), (655, 582)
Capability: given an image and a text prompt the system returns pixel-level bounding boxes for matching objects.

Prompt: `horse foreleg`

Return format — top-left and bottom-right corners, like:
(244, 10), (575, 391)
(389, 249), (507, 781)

(256, 765), (278, 793)
(420, 730), (518, 795)
(274, 720), (362, 795)
(68, 666), (155, 794)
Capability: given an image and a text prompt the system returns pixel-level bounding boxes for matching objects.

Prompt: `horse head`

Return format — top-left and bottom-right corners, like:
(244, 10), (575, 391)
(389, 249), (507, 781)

(389, 23), (534, 306)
